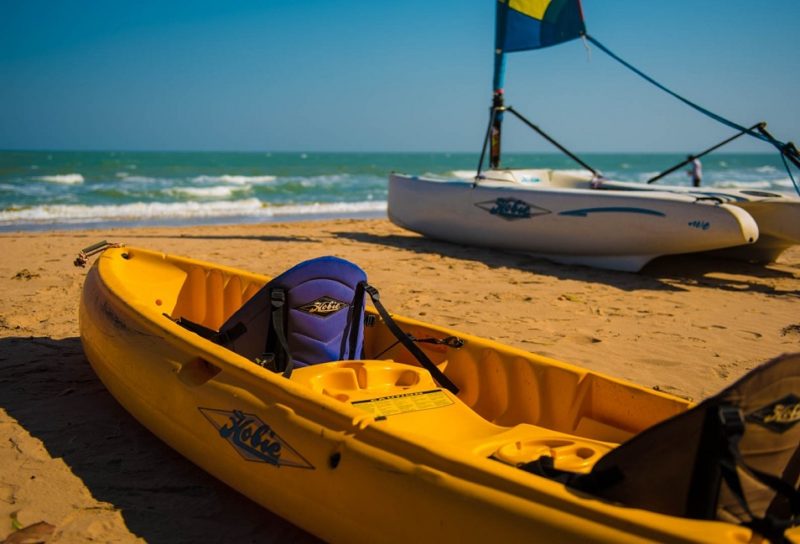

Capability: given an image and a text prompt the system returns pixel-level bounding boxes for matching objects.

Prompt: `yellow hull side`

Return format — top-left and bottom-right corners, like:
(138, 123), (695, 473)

(78, 247), (785, 543)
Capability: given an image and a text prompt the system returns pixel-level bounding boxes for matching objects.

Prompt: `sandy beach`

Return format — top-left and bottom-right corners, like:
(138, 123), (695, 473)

(1, 218), (798, 542)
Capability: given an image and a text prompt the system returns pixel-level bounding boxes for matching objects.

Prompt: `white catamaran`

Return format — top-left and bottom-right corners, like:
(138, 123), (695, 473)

(388, 0), (799, 271)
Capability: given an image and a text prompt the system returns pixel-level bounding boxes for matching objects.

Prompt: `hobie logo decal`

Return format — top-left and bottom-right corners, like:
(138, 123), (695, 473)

(199, 408), (314, 468)
(297, 296), (349, 317)
(747, 395), (800, 433)
(475, 198), (550, 220)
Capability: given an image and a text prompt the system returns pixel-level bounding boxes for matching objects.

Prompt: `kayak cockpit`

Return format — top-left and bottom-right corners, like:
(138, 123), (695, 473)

(291, 359), (616, 474)
(157, 251), (688, 446)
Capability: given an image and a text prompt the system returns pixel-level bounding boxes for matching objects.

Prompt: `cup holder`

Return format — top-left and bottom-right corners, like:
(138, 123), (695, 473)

(493, 437), (612, 473)
(291, 360), (437, 402)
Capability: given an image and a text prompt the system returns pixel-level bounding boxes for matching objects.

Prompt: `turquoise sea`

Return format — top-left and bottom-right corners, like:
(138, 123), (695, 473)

(0, 150), (796, 232)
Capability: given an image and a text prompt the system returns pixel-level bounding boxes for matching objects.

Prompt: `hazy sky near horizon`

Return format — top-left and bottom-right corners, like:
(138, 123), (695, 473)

(1, 0), (798, 153)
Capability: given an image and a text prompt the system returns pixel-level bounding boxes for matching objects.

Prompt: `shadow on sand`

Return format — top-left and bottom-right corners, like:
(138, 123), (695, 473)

(333, 231), (800, 296)
(126, 233), (321, 244)
(0, 336), (319, 544)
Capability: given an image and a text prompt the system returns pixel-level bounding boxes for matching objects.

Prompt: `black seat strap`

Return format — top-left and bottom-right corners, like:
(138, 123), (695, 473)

(168, 315), (219, 339)
(768, 446), (800, 521)
(516, 455), (623, 492)
(717, 405), (798, 543)
(269, 288), (295, 378)
(362, 282), (459, 395)
(169, 314), (252, 345)
(341, 281), (366, 360)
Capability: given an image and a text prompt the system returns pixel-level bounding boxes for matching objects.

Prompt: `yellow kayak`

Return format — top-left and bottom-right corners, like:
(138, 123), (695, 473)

(78, 245), (798, 543)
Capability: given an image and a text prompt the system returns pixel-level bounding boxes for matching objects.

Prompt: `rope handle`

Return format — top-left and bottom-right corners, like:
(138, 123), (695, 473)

(73, 240), (122, 268)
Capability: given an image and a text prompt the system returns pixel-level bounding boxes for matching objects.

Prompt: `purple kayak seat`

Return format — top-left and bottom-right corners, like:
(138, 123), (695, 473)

(215, 256), (367, 374)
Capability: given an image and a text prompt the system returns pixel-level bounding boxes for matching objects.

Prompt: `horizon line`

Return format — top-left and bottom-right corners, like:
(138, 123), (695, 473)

(0, 148), (779, 155)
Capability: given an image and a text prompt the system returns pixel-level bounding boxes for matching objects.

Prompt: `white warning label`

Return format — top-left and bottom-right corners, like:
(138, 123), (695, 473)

(352, 389), (453, 417)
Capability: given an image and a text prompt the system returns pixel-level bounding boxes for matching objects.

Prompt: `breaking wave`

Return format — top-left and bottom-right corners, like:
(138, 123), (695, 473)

(0, 199), (387, 227)
(35, 174), (84, 184)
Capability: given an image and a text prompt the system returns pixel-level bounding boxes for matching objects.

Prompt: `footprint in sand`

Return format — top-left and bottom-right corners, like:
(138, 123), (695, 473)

(638, 358), (681, 367)
(563, 333), (602, 345)
(737, 330), (763, 339)
(781, 324), (800, 337)
(519, 337), (557, 347)
(0, 483), (16, 504)
(651, 331), (683, 340)
(715, 365), (731, 379)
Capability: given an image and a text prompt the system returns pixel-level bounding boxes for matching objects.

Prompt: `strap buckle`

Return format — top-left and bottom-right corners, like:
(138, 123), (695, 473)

(270, 289), (286, 307)
(255, 353), (277, 372)
(718, 405), (745, 435)
(362, 283), (379, 300)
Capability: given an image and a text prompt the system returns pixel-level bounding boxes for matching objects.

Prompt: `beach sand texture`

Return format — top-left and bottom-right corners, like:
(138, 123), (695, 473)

(1, 218), (798, 542)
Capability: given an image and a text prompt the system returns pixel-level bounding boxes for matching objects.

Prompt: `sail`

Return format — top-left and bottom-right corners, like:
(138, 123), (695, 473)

(496, 0), (586, 53)
(494, 0), (585, 90)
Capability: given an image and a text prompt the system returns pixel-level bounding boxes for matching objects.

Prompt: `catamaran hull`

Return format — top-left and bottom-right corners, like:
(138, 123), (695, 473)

(595, 179), (800, 262)
(388, 174), (759, 272)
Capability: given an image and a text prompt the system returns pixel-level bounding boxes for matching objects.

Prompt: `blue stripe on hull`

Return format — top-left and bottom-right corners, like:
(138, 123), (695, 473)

(559, 207), (666, 217)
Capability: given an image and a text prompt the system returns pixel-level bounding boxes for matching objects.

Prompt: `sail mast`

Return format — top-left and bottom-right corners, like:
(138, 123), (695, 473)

(490, 1), (510, 169)
(487, 0), (586, 171)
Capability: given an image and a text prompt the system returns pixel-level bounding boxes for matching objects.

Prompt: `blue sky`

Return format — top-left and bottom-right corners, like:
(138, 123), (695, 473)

(1, 0), (798, 153)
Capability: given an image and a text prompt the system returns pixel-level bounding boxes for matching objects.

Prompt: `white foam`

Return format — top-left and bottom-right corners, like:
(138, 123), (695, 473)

(268, 201), (386, 217)
(0, 199), (263, 224)
(119, 175), (163, 183)
(292, 174), (345, 186)
(169, 186), (243, 198)
(35, 174), (84, 184)
(191, 175), (276, 185)
(0, 199), (387, 225)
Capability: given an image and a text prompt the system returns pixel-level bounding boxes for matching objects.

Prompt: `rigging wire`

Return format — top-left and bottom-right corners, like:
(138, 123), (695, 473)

(647, 123), (765, 185)
(584, 33), (800, 196)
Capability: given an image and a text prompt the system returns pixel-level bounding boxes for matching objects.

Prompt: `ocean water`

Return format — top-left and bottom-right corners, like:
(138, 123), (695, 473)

(0, 150), (796, 232)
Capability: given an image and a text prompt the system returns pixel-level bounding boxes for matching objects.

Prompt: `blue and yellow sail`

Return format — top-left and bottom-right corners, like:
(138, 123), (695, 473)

(494, 0), (585, 90)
